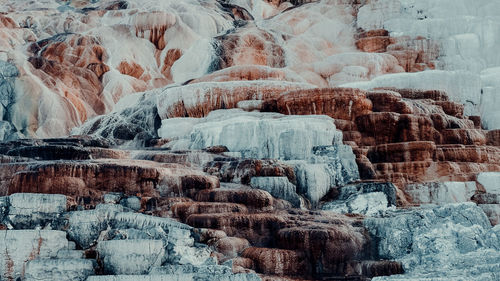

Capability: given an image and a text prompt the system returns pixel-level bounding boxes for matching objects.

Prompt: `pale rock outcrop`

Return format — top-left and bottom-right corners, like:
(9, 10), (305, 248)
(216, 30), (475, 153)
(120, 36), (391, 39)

(0, 60), (21, 141)
(86, 273), (261, 281)
(97, 239), (166, 275)
(322, 182), (397, 216)
(24, 258), (94, 281)
(366, 203), (500, 280)
(405, 181), (477, 204)
(6, 193), (66, 228)
(292, 145), (360, 205)
(342, 71), (482, 116)
(250, 177), (303, 208)
(477, 172), (500, 194)
(171, 109), (342, 160)
(0, 230), (69, 280)
(164, 109), (358, 205)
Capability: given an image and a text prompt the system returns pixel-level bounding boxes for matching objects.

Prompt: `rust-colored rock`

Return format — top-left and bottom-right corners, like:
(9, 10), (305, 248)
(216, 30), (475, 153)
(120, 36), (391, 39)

(215, 237), (251, 259)
(487, 130), (500, 146)
(117, 61), (145, 80)
(0, 159), (218, 205)
(356, 36), (392, 53)
(186, 213), (285, 245)
(157, 81), (313, 119)
(367, 142), (436, 163)
(205, 158), (296, 185)
(194, 189), (274, 210)
(262, 88), (373, 121)
(214, 26), (285, 69)
(242, 247), (310, 276)
(276, 225), (365, 272)
(172, 202), (248, 221)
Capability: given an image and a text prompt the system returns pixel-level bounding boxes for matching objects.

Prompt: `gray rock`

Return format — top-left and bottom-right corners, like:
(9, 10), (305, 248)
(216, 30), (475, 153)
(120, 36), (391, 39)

(250, 177), (303, 208)
(120, 196), (141, 211)
(68, 207), (118, 249)
(149, 264), (232, 275)
(323, 192), (392, 216)
(25, 258), (94, 281)
(56, 249), (85, 259)
(311, 145), (360, 187)
(86, 273), (262, 281)
(68, 207), (195, 250)
(337, 182), (397, 206)
(322, 182), (397, 216)
(103, 193), (123, 204)
(291, 145), (360, 205)
(477, 172), (500, 194)
(96, 203), (125, 213)
(0, 230), (69, 280)
(478, 204), (500, 226)
(7, 193), (66, 228)
(0, 196), (8, 223)
(165, 242), (211, 266)
(0, 60), (22, 141)
(365, 203), (500, 280)
(97, 239), (166, 275)
(103, 227), (168, 241)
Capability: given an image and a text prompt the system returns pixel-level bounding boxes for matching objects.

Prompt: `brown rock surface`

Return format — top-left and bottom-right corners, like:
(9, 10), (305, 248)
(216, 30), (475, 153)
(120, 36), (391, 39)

(262, 88), (373, 121)
(157, 81), (313, 119)
(356, 30), (439, 72)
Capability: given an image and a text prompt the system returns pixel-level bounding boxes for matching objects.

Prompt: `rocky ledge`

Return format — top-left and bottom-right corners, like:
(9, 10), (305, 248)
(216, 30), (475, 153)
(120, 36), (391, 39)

(0, 133), (499, 281)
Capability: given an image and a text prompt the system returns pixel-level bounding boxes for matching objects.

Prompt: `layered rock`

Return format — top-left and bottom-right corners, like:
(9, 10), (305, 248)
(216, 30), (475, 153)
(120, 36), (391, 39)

(366, 203), (500, 280)
(0, 191), (260, 281)
(160, 109), (359, 205)
(0, 230), (70, 280)
(322, 182), (397, 216)
(0, 139), (405, 280)
(1, 1), (500, 280)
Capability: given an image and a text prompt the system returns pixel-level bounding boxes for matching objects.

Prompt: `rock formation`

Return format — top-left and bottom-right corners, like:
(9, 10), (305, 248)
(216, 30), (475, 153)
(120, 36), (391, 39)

(1, 0), (500, 280)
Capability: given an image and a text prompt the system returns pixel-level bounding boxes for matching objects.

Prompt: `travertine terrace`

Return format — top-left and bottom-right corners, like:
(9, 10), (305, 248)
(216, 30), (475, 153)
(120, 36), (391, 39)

(0, 1), (499, 281)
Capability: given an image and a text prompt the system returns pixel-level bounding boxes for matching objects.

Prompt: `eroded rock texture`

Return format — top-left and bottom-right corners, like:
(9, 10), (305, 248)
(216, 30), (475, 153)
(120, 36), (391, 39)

(0, 138), (405, 280)
(1, 0), (500, 280)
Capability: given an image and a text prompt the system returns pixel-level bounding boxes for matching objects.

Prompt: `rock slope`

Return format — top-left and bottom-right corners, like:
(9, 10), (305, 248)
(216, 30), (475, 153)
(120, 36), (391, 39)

(0, 0), (499, 280)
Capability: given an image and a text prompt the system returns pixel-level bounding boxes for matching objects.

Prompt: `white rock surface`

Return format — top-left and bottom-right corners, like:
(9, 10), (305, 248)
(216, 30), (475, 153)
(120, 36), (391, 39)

(322, 182), (397, 216)
(86, 273), (262, 281)
(479, 204), (500, 226)
(8, 193), (66, 213)
(405, 181), (477, 204)
(0, 230), (69, 280)
(173, 109), (342, 160)
(355, 0), (500, 125)
(291, 145), (360, 205)
(480, 67), (500, 129)
(250, 177), (303, 208)
(342, 70), (482, 116)
(98, 240), (166, 275)
(477, 172), (500, 194)
(324, 192), (390, 216)
(25, 258), (94, 281)
(365, 203), (500, 280)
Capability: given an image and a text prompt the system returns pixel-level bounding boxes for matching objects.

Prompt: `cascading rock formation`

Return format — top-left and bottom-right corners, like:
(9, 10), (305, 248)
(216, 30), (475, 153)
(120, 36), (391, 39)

(0, 0), (499, 280)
